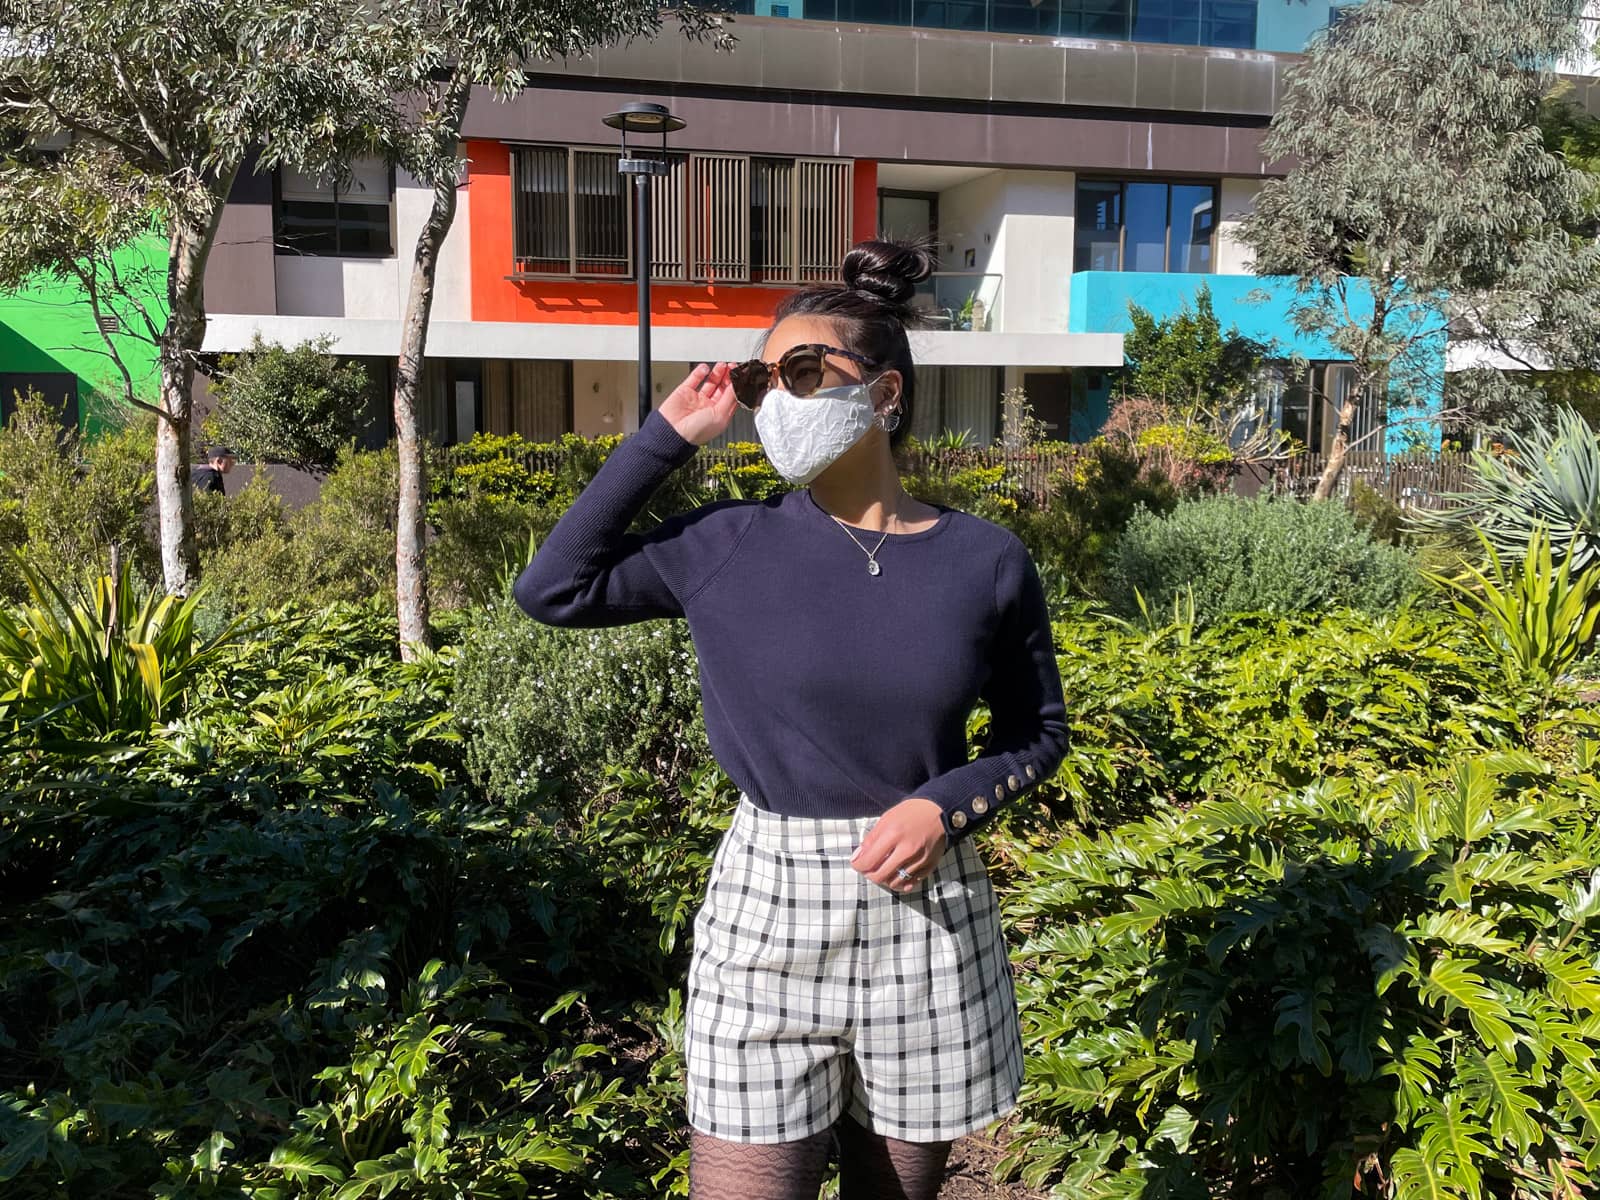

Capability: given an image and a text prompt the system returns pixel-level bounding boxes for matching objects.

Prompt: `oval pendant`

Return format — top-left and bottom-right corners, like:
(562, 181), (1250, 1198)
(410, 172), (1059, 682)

(867, 559), (881, 576)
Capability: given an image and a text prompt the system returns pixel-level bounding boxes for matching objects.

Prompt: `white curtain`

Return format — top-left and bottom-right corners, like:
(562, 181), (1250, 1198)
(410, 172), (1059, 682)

(910, 367), (942, 443)
(941, 367), (999, 445)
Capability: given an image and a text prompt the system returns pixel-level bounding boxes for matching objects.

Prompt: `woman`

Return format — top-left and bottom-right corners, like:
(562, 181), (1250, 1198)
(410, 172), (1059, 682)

(515, 240), (1068, 1200)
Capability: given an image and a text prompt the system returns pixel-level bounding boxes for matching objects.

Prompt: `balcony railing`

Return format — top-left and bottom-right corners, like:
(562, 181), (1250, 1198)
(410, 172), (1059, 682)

(910, 272), (1002, 332)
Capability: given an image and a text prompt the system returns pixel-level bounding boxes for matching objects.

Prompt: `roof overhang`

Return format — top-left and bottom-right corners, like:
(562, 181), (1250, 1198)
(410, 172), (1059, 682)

(203, 315), (1125, 368)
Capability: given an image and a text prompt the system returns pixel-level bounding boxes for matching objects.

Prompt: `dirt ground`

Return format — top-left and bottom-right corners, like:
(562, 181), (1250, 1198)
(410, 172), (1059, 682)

(937, 1126), (1049, 1200)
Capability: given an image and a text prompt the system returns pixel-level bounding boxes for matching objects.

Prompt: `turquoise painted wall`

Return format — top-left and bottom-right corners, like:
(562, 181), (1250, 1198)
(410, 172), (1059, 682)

(1256, 0), (1335, 53)
(0, 232), (167, 435)
(1067, 271), (1446, 451)
(1068, 271), (1357, 358)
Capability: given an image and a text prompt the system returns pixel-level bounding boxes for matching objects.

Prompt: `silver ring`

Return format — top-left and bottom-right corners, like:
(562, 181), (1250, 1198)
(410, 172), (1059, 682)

(895, 868), (915, 883)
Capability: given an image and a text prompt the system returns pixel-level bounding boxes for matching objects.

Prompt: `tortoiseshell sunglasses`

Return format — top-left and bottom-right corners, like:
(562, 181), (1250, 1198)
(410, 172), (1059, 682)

(727, 343), (879, 411)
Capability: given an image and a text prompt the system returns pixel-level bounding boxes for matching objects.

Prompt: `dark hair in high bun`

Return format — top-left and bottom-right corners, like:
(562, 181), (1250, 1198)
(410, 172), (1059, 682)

(765, 238), (937, 450)
(841, 239), (936, 309)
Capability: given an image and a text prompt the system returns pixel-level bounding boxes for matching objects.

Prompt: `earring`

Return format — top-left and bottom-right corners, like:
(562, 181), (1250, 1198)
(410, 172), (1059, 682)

(876, 406), (902, 433)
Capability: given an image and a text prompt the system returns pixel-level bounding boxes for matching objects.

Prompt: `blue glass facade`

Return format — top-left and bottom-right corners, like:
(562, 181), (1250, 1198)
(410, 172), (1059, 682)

(742, 0), (1338, 53)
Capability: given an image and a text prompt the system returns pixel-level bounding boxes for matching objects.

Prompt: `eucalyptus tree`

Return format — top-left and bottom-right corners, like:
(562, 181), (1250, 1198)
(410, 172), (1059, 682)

(0, 0), (392, 595)
(368, 1), (732, 656)
(1237, 0), (1600, 499)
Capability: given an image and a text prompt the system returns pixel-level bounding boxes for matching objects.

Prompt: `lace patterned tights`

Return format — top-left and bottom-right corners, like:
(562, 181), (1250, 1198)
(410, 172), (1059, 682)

(689, 1119), (953, 1200)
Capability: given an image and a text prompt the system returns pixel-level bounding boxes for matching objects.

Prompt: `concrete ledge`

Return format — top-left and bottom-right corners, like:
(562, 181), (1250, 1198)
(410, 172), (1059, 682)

(203, 314), (1125, 368)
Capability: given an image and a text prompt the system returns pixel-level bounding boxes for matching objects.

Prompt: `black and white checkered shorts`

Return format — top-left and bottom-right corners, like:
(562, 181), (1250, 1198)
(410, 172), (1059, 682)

(685, 795), (1023, 1144)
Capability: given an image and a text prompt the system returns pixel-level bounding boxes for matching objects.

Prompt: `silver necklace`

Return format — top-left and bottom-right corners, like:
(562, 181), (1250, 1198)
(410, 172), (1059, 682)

(829, 506), (899, 576)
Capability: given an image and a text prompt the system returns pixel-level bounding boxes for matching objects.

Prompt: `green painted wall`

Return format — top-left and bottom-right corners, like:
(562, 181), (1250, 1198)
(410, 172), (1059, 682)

(0, 231), (167, 436)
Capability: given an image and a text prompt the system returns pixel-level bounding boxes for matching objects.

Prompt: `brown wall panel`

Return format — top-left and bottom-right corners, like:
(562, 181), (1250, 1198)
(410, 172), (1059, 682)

(464, 84), (1274, 178)
(205, 155), (277, 316)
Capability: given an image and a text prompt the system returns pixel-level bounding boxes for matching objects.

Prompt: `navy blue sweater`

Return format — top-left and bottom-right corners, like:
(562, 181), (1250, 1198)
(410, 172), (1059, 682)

(514, 410), (1069, 843)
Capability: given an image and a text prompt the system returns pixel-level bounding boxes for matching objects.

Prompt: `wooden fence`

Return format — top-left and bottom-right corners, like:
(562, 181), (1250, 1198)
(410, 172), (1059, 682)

(1260, 451), (1472, 510)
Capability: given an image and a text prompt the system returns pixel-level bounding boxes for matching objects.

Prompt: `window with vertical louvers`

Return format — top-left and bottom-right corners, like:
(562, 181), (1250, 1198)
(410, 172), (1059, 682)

(509, 145), (852, 285)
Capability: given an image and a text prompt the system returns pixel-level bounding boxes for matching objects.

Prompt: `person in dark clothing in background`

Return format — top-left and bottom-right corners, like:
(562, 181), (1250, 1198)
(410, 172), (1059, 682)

(191, 445), (236, 495)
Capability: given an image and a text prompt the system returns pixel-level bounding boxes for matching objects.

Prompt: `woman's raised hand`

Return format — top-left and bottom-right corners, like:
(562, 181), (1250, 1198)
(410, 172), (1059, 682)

(660, 362), (740, 447)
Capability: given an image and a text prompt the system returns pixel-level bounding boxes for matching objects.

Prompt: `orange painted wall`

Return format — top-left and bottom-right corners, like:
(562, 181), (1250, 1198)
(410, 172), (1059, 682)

(852, 159), (878, 245)
(466, 139), (880, 327)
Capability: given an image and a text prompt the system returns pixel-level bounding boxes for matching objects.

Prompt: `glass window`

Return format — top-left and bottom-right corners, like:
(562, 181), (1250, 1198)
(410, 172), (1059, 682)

(1075, 178), (1217, 274)
(845, 0), (1261, 47)
(989, 0), (1062, 33)
(1073, 179), (1123, 272)
(1204, 0), (1256, 47)
(839, 0), (914, 23)
(277, 160), (393, 256)
(913, 0), (986, 29)
(1123, 181), (1168, 272)
(1063, 0), (1131, 38)
(511, 145), (851, 282)
(1168, 183), (1215, 272)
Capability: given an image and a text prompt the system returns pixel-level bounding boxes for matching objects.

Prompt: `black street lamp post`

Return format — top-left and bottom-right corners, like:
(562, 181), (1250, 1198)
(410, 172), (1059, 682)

(604, 101), (686, 431)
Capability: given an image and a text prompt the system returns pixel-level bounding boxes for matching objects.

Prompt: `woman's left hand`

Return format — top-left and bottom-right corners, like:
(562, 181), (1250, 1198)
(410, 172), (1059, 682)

(851, 797), (947, 892)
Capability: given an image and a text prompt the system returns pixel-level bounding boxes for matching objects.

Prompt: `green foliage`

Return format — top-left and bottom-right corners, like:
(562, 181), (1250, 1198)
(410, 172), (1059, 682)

(204, 334), (370, 474)
(1032, 608), (1521, 836)
(199, 443), (398, 616)
(1419, 404), (1600, 572)
(434, 432), (572, 508)
(1348, 478), (1410, 546)
(702, 442), (785, 504)
(1539, 81), (1600, 202)
(3, 558), (1595, 1198)
(452, 596), (710, 810)
(0, 393), (157, 601)
(0, 553), (239, 746)
(0, 602), (722, 1198)
(1005, 439), (1180, 603)
(1002, 754), (1600, 1199)
(1428, 526), (1600, 714)
(428, 496), (560, 609)
(1119, 285), (1268, 408)
(1108, 495), (1419, 628)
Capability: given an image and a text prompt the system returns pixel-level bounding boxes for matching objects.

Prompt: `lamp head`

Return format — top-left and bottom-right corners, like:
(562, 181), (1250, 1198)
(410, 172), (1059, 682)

(602, 101), (685, 136)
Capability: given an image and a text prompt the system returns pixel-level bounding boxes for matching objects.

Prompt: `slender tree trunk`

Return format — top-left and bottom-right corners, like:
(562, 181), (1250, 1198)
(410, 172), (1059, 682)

(153, 225), (215, 590)
(1311, 396), (1360, 500)
(393, 98), (466, 659)
(153, 169), (236, 596)
(1312, 309), (1389, 501)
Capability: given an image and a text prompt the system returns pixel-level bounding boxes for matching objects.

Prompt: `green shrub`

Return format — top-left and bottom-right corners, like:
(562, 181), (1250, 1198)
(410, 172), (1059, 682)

(1021, 608), (1522, 839)
(1108, 495), (1419, 627)
(452, 597), (710, 810)
(1429, 526), (1600, 722)
(0, 603), (712, 1197)
(428, 495), (559, 610)
(0, 394), (156, 601)
(1010, 439), (1181, 603)
(1001, 751), (1600, 1199)
(203, 333), (370, 474)
(197, 444), (398, 617)
(0, 767), (692, 1199)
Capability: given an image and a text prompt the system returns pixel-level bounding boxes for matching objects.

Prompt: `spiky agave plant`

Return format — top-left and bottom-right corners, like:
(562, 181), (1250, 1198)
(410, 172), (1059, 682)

(0, 551), (243, 746)
(1419, 405), (1600, 570)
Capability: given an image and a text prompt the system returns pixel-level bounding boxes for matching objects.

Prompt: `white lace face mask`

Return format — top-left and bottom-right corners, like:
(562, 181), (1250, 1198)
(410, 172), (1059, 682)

(754, 380), (879, 485)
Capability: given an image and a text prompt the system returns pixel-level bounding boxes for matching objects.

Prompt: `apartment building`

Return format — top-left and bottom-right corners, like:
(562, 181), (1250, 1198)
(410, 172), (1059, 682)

(0, 2), (1542, 455)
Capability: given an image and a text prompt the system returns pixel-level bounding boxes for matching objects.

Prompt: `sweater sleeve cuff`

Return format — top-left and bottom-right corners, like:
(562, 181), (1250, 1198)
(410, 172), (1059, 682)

(632, 408), (699, 468)
(911, 751), (1045, 844)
